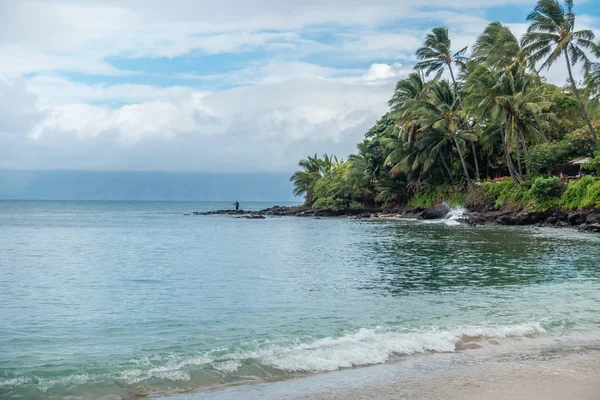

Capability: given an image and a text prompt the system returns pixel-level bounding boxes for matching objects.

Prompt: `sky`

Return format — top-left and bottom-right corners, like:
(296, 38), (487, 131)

(1, 0), (599, 174)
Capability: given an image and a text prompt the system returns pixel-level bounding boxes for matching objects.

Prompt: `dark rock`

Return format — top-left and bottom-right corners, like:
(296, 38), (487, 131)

(586, 213), (600, 224)
(568, 212), (585, 226)
(584, 223), (600, 233)
(546, 216), (557, 225)
(354, 212), (372, 219)
(193, 209), (248, 216)
(515, 211), (549, 225)
(496, 214), (517, 225)
(239, 215), (266, 219)
(419, 203), (451, 220)
(466, 214), (487, 226)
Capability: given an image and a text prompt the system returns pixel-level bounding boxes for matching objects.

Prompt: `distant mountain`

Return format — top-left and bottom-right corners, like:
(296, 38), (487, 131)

(0, 170), (297, 201)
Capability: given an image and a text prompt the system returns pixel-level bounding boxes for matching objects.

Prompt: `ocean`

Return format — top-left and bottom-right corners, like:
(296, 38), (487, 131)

(1, 200), (599, 399)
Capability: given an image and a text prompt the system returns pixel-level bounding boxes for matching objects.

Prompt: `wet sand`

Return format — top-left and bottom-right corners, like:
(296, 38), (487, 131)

(301, 350), (600, 400)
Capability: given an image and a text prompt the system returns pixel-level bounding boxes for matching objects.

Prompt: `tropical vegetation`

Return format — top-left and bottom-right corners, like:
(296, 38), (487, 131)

(290, 0), (600, 211)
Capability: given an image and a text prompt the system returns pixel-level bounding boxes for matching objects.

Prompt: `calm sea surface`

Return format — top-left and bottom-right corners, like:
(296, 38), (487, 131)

(1, 201), (600, 399)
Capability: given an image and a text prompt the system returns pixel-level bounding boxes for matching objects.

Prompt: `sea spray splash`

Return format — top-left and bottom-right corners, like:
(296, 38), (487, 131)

(443, 204), (468, 226)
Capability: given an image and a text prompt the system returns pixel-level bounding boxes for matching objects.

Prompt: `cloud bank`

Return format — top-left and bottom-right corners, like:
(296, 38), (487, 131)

(0, 0), (598, 172)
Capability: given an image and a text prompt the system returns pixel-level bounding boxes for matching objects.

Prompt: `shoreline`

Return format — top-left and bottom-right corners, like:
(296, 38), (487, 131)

(159, 340), (600, 400)
(188, 204), (600, 234)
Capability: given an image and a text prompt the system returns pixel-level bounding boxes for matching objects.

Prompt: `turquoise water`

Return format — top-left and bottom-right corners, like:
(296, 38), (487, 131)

(1, 201), (600, 399)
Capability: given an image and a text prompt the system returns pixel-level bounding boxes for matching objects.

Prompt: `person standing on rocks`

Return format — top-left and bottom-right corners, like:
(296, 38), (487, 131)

(234, 201), (240, 211)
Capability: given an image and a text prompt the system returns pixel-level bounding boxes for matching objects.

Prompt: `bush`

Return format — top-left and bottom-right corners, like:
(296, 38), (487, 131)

(408, 185), (467, 208)
(311, 166), (363, 210)
(563, 129), (597, 158)
(527, 141), (568, 174)
(560, 176), (600, 209)
(581, 179), (600, 208)
(529, 177), (562, 200)
(527, 177), (562, 210)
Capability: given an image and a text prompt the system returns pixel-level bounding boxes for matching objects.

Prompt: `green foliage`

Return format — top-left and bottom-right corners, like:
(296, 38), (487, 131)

(530, 177), (562, 200)
(495, 181), (531, 209)
(291, 2), (600, 211)
(563, 129), (598, 158)
(311, 165), (364, 210)
(528, 177), (563, 209)
(583, 180), (600, 208)
(526, 141), (568, 173)
(560, 176), (600, 209)
(528, 127), (600, 173)
(408, 185), (467, 208)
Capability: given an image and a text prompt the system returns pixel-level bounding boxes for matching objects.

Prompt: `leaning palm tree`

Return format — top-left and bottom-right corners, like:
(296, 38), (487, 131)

(413, 81), (476, 191)
(521, 0), (600, 140)
(388, 72), (428, 143)
(464, 63), (551, 182)
(414, 27), (468, 85)
(289, 154), (323, 206)
(473, 22), (529, 70)
(414, 27), (480, 181)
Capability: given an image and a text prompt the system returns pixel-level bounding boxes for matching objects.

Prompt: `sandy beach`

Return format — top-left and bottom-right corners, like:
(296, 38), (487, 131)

(302, 355), (600, 400)
(299, 348), (600, 400)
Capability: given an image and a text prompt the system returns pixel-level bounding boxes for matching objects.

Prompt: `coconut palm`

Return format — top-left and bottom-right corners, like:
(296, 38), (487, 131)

(413, 81), (476, 191)
(388, 72), (428, 143)
(414, 27), (468, 85)
(464, 63), (551, 182)
(289, 154), (324, 206)
(521, 0), (600, 140)
(473, 22), (529, 70)
(415, 27), (481, 181)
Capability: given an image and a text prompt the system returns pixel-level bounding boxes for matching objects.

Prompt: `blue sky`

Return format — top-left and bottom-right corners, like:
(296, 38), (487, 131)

(0, 0), (599, 172)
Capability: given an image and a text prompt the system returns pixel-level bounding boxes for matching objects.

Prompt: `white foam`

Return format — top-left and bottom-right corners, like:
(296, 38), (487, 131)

(444, 205), (468, 226)
(3, 323), (548, 392)
(119, 354), (213, 383)
(421, 204), (469, 226)
(246, 323), (547, 373)
(213, 360), (242, 373)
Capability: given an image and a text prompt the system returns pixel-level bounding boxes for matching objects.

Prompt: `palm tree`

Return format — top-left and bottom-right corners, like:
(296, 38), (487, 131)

(413, 81), (476, 191)
(521, 0), (600, 140)
(415, 27), (468, 85)
(289, 154), (323, 206)
(414, 27), (480, 181)
(473, 22), (529, 70)
(388, 72), (428, 143)
(464, 64), (551, 182)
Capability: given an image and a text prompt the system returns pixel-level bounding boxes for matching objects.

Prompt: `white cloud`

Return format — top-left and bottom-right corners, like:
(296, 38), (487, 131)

(5, 69), (394, 171)
(1, 0), (599, 173)
(361, 63), (406, 82)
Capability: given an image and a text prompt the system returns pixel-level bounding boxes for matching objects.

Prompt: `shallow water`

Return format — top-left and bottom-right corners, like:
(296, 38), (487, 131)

(1, 201), (599, 399)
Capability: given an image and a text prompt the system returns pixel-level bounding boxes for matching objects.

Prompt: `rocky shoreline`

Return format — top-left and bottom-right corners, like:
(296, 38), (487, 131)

(187, 204), (600, 234)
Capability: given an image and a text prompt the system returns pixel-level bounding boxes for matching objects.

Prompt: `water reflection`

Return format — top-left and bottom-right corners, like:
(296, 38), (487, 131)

(359, 222), (600, 296)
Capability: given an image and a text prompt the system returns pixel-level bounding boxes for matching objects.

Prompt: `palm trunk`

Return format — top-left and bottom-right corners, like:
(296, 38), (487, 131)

(448, 64), (459, 97)
(439, 152), (456, 184)
(500, 125), (520, 184)
(453, 137), (473, 192)
(533, 116), (549, 143)
(449, 63), (480, 181)
(564, 50), (597, 141)
(522, 138), (529, 175)
(515, 137), (524, 178)
(470, 141), (481, 181)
